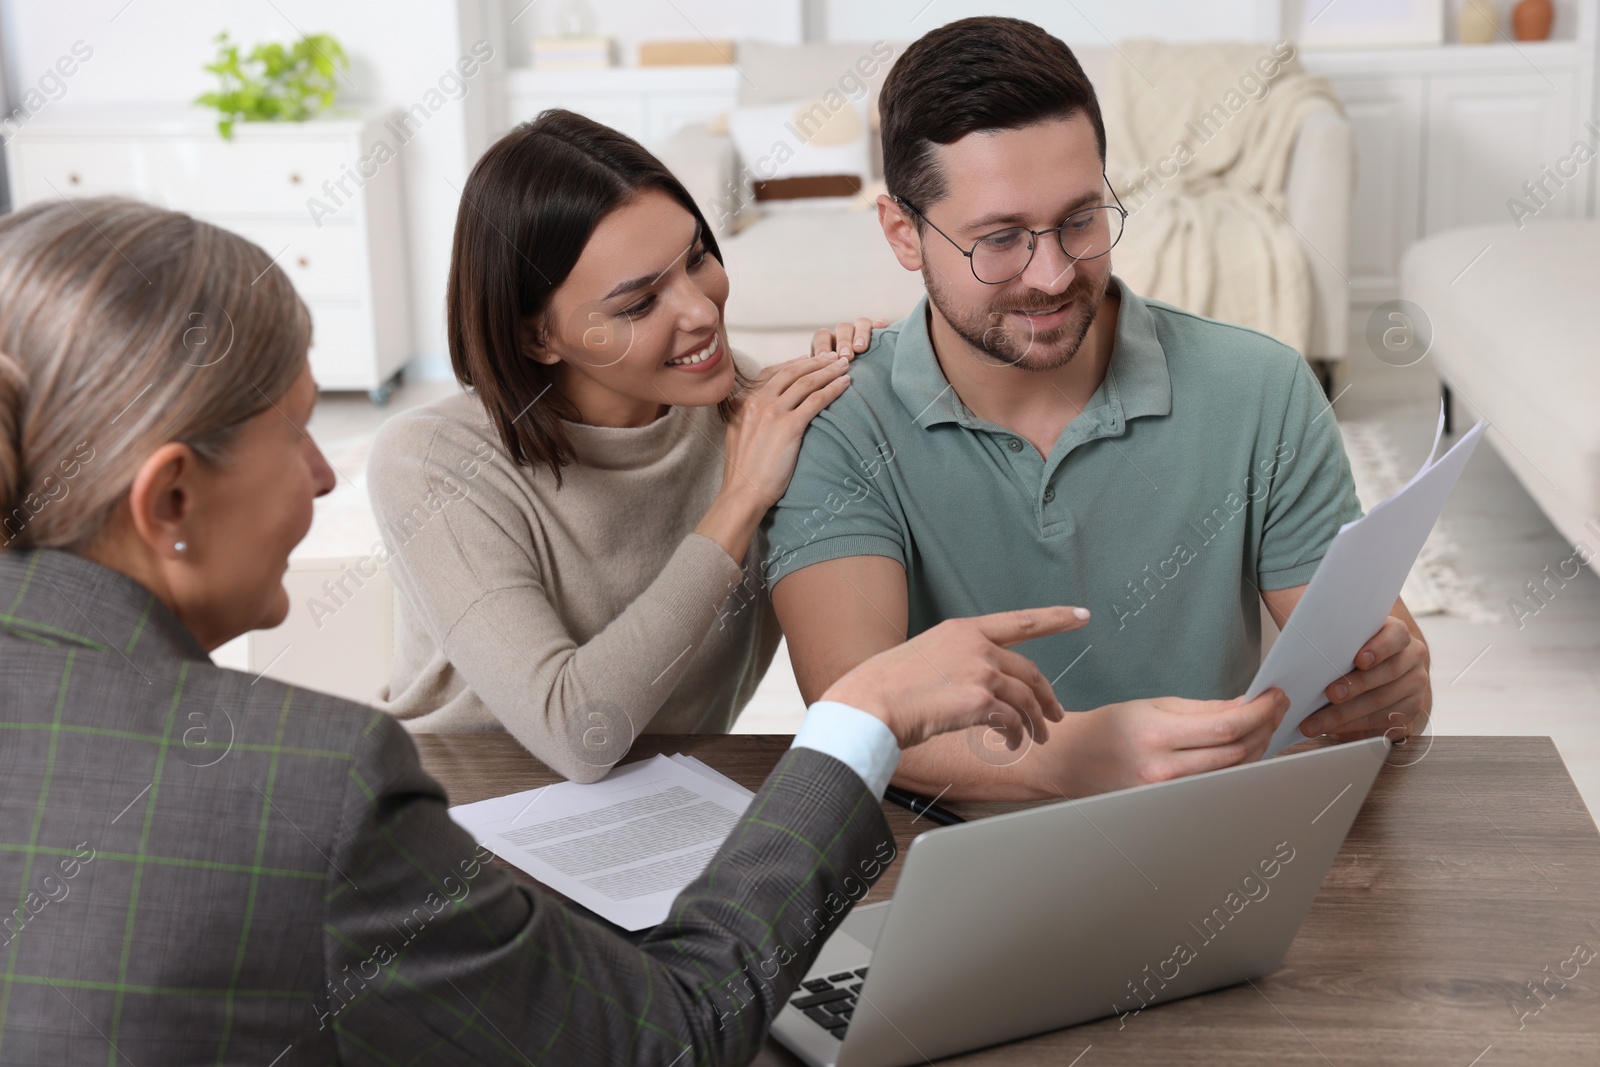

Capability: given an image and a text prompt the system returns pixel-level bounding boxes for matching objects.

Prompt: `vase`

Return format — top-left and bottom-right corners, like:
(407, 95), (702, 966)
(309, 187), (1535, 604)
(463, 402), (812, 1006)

(1459, 0), (1499, 44)
(1512, 0), (1554, 40)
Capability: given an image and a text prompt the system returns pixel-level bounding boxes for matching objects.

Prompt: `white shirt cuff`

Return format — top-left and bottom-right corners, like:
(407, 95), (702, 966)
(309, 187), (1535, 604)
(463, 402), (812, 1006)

(791, 700), (901, 799)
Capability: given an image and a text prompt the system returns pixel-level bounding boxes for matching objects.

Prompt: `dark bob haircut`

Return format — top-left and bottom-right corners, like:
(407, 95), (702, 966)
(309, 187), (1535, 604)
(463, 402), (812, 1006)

(447, 108), (747, 486)
(879, 16), (1107, 214)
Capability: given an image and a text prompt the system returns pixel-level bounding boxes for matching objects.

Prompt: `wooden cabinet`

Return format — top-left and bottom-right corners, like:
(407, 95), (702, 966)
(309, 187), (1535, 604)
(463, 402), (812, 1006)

(4, 105), (412, 403)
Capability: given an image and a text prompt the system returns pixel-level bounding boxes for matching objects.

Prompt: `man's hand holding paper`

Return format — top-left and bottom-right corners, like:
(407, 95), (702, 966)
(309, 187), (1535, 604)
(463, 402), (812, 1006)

(1309, 609), (1433, 742)
(1252, 413), (1485, 757)
(1261, 589), (1434, 745)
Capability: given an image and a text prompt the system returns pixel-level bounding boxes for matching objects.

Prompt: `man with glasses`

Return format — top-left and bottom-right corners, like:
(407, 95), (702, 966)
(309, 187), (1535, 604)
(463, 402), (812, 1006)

(761, 15), (1432, 802)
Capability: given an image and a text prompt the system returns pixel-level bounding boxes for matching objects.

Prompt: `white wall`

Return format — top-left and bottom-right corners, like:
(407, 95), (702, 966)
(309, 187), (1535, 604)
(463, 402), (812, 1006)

(824, 0), (1283, 45)
(0, 0), (500, 377)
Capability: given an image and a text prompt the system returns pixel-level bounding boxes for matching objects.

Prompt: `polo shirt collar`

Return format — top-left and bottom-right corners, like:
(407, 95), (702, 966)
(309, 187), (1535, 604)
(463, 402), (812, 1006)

(890, 275), (1173, 434)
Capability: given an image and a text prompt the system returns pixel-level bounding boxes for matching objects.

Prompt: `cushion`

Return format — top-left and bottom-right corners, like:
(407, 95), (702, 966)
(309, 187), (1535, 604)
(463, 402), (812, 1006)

(727, 93), (873, 196)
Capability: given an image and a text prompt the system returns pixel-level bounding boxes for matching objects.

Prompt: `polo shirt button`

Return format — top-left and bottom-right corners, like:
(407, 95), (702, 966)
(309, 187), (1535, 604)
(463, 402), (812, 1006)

(1007, 438), (1023, 452)
(1043, 486), (1055, 503)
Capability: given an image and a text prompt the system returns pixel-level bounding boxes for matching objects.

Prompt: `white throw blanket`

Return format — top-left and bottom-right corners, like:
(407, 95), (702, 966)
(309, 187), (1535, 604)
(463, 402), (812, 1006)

(1102, 41), (1345, 355)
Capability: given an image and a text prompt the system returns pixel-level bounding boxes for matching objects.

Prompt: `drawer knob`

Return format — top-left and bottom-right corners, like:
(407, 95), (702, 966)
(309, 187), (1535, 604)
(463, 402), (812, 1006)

(68, 173), (81, 185)
(297, 256), (310, 269)
(290, 172), (302, 184)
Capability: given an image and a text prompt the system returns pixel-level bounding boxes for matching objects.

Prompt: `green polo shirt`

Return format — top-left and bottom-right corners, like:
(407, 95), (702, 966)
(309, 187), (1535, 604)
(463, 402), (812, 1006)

(760, 277), (1361, 708)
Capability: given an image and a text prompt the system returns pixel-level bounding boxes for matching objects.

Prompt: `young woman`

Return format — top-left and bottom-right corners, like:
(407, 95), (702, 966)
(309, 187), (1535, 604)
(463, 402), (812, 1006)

(367, 110), (885, 780)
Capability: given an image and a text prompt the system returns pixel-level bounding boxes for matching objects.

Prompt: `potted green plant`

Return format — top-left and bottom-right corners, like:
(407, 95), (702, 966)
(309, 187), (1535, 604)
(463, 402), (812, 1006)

(195, 31), (349, 139)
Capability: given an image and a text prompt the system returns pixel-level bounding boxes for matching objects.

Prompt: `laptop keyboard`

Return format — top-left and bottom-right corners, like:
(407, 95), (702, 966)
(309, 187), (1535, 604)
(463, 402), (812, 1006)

(789, 968), (869, 1040)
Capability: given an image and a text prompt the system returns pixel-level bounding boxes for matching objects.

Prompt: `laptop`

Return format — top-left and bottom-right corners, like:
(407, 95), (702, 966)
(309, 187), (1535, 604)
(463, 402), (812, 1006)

(771, 735), (1390, 1067)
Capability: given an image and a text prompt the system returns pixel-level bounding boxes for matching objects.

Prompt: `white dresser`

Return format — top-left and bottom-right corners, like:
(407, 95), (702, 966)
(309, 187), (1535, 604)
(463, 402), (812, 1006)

(4, 104), (413, 403)
(1301, 38), (1598, 323)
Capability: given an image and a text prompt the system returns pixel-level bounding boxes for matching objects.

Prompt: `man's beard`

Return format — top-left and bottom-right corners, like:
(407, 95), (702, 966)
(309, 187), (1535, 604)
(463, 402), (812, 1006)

(924, 266), (1109, 372)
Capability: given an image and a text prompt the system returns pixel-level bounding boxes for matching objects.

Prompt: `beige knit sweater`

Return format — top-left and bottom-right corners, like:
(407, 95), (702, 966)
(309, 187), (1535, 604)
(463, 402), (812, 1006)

(366, 386), (781, 783)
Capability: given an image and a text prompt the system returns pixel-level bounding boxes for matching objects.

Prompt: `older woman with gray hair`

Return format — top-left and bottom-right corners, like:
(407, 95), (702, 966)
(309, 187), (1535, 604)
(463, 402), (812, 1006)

(0, 197), (1078, 1063)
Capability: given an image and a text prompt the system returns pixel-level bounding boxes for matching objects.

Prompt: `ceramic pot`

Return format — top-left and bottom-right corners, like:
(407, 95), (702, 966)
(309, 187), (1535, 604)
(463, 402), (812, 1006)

(1512, 0), (1555, 40)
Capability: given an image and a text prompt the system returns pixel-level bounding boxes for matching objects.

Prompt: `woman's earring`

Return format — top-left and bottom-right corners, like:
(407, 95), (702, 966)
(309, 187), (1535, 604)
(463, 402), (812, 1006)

(174, 541), (187, 553)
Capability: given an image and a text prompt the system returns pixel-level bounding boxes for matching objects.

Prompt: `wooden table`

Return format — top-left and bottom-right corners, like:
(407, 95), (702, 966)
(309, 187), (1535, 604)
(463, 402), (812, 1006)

(414, 734), (1600, 1065)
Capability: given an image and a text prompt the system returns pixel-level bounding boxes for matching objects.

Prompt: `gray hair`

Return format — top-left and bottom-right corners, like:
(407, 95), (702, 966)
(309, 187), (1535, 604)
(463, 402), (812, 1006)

(0, 197), (309, 550)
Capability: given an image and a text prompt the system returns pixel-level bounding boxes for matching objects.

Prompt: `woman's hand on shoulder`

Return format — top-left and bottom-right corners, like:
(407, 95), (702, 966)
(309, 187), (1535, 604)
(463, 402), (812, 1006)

(697, 317), (885, 560)
(812, 316), (890, 360)
(720, 350), (852, 512)
(717, 316), (884, 512)
(695, 344), (855, 561)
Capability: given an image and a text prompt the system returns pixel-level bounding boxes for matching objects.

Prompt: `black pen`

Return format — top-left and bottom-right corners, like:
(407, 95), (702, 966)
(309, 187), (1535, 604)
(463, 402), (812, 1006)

(883, 785), (965, 826)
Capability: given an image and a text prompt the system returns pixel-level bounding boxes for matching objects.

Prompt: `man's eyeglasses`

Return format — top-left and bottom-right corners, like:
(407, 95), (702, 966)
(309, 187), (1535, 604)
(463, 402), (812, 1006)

(895, 176), (1128, 285)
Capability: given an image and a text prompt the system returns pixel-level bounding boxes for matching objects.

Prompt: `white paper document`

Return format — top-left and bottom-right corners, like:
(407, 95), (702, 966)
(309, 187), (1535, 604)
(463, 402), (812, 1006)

(449, 753), (755, 930)
(1253, 410), (1487, 756)
(669, 752), (755, 797)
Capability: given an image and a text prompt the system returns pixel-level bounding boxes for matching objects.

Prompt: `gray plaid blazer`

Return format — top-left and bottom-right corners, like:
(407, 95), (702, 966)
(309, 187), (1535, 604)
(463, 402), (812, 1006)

(0, 548), (895, 1065)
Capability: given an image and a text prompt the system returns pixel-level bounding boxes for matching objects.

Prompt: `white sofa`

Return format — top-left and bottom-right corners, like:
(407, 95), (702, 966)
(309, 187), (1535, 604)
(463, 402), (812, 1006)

(656, 40), (1353, 374)
(1401, 220), (1600, 564)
